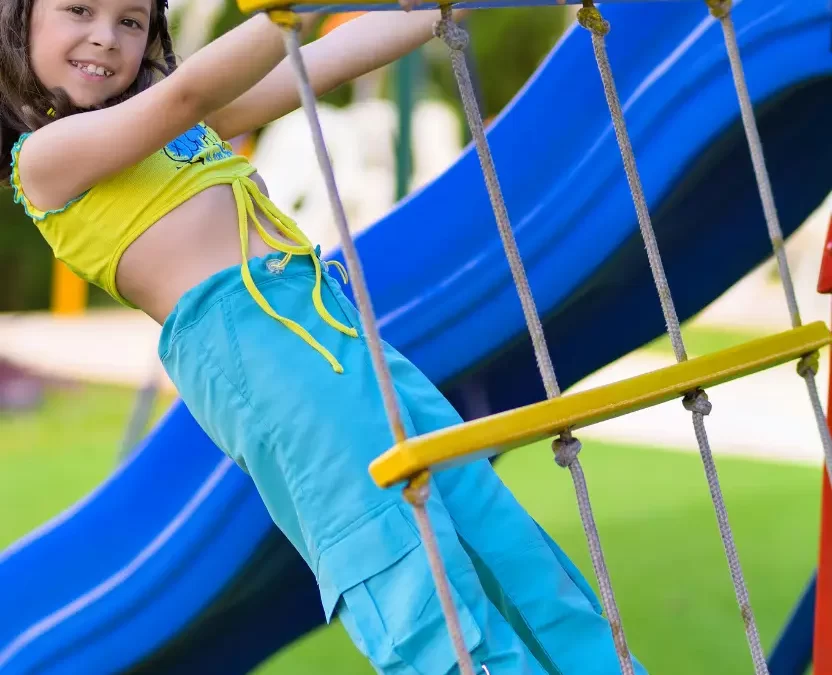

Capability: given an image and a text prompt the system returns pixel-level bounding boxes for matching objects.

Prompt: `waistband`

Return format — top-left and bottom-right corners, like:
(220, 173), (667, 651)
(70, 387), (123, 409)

(159, 251), (306, 344)
(162, 174), (356, 373)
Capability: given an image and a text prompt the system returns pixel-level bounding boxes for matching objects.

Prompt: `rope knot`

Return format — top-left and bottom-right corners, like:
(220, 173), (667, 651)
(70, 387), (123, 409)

(576, 7), (610, 37)
(433, 17), (469, 51)
(403, 471), (431, 506)
(553, 434), (582, 468)
(797, 351), (820, 378)
(682, 389), (712, 416)
(705, 0), (732, 19)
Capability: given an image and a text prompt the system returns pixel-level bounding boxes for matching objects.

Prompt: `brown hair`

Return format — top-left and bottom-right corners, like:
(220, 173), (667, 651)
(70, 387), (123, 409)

(0, 0), (177, 182)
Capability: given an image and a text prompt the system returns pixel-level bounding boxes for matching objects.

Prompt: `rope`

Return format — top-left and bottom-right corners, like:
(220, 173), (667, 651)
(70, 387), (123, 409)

(578, 4), (769, 672)
(554, 438), (633, 672)
(404, 474), (477, 675)
(281, 25), (405, 444)
(710, 0), (832, 488)
(279, 22), (475, 675)
(716, 7), (801, 327)
(435, 9), (635, 674)
(577, 6), (687, 363)
(433, 13), (561, 400)
(689, 408), (767, 667)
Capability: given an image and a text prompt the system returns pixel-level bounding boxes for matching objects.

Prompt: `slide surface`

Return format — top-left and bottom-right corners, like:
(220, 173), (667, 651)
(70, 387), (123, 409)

(2, 1), (831, 673)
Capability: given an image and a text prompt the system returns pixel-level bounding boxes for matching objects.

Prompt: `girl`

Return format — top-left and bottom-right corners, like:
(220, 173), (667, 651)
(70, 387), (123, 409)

(3, 1), (648, 673)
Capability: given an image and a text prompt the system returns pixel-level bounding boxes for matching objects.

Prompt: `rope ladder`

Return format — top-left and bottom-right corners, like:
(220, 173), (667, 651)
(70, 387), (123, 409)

(238, 1), (832, 671)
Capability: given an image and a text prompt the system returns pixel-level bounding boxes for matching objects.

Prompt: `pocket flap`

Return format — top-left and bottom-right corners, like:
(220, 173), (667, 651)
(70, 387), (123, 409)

(317, 502), (419, 623)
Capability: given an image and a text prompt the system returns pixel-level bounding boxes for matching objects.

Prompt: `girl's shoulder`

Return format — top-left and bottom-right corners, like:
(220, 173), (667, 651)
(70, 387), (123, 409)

(10, 132), (89, 222)
(11, 121), (242, 222)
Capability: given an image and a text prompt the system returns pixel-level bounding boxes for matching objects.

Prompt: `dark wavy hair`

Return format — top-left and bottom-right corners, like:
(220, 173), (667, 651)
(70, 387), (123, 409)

(0, 0), (177, 182)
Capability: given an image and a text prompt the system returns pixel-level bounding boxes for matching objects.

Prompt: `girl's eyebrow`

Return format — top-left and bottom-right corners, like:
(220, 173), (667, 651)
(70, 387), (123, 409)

(124, 4), (150, 17)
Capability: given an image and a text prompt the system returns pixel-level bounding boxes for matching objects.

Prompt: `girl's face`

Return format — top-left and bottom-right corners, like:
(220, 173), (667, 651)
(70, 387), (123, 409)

(29, 0), (152, 109)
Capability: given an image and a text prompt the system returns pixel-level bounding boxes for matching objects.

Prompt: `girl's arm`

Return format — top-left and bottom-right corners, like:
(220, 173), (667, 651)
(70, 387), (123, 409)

(17, 13), (286, 213)
(205, 9), (463, 141)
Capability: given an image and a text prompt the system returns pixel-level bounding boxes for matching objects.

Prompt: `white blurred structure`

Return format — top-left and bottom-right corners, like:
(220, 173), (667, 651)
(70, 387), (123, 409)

(167, 0), (225, 58)
(251, 98), (463, 254)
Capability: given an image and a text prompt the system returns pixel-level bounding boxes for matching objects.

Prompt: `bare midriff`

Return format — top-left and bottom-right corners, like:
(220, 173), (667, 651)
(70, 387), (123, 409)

(116, 172), (292, 325)
(116, 172), (358, 374)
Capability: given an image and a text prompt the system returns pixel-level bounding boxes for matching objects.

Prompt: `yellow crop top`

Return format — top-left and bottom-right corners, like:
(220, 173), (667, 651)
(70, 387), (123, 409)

(10, 123), (357, 372)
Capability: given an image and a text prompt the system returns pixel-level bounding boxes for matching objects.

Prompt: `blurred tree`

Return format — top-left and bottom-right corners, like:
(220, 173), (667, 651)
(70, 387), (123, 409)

(204, 1), (572, 117)
(425, 7), (573, 119)
(0, 191), (52, 311)
(0, 187), (120, 312)
(209, 1), (247, 41)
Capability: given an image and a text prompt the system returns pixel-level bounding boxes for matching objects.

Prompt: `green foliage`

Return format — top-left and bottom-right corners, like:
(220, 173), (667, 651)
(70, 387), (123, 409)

(0, 188), (53, 311)
(257, 439), (820, 675)
(210, 2), (248, 42)
(426, 8), (572, 118)
(0, 383), (175, 548)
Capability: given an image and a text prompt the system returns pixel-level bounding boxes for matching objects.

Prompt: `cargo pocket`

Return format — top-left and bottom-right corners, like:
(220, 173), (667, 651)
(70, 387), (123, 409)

(317, 501), (484, 674)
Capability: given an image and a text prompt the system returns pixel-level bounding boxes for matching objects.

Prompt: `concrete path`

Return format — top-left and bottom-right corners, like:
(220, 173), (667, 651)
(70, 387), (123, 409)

(573, 349), (830, 466)
(0, 310), (173, 392)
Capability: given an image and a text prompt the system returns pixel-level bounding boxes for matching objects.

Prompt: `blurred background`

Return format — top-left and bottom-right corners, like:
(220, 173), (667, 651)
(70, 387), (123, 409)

(2, 2), (831, 674)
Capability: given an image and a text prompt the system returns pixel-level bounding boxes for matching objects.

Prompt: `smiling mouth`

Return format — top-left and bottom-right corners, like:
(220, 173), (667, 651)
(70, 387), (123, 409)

(70, 61), (114, 78)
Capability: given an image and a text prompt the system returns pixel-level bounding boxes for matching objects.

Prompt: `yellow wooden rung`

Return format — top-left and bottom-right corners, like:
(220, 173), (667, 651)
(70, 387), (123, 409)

(370, 321), (832, 488)
(237, 0), (475, 13)
(238, 0), (677, 13)
(238, 0), (286, 13)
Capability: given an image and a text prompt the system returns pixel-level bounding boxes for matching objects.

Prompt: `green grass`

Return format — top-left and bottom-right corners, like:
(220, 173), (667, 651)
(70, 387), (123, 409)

(0, 382), (174, 547)
(258, 440), (822, 675)
(1, 383), (823, 675)
(643, 323), (770, 359)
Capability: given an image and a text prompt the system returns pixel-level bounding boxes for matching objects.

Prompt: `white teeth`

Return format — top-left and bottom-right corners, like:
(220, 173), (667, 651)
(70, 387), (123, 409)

(71, 61), (112, 77)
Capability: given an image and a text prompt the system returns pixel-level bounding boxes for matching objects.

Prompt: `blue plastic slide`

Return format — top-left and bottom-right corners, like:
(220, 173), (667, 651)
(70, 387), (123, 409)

(2, 0), (830, 672)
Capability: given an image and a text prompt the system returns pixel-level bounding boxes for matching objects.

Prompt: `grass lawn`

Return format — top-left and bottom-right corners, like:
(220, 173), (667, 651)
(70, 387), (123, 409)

(1, 380), (823, 675)
(0, 382), (175, 547)
(642, 323), (771, 359)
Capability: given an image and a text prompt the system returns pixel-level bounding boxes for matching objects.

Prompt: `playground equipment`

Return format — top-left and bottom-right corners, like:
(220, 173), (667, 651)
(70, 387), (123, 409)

(245, 0), (832, 672)
(49, 261), (87, 316)
(1, 1), (831, 673)
(767, 212), (832, 673)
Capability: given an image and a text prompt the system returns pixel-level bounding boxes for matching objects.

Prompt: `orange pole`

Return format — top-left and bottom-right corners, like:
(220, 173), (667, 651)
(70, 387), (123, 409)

(816, 462), (832, 674)
(319, 11), (365, 37)
(815, 211), (832, 674)
(50, 258), (87, 315)
(814, 301), (832, 674)
(231, 133), (256, 159)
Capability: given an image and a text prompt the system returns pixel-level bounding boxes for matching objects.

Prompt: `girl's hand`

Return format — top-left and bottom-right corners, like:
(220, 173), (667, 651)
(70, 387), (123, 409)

(397, 1), (471, 20)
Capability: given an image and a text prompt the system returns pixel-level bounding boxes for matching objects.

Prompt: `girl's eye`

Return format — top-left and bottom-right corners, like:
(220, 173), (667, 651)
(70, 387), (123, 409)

(121, 18), (142, 29)
(68, 6), (89, 16)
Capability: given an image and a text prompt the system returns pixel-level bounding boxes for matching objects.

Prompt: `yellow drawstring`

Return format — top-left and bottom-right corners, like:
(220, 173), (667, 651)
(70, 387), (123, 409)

(243, 180), (358, 339)
(324, 259), (349, 285)
(234, 178), (358, 374)
(274, 252), (293, 272)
